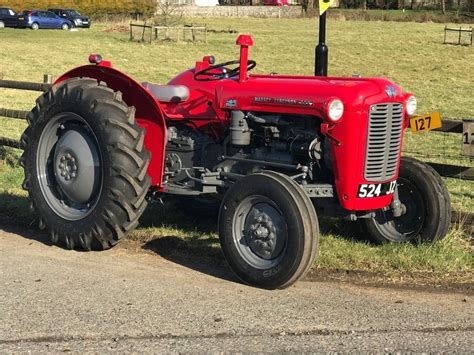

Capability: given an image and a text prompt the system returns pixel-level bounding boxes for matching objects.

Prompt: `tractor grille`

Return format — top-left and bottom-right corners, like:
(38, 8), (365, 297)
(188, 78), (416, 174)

(364, 103), (403, 182)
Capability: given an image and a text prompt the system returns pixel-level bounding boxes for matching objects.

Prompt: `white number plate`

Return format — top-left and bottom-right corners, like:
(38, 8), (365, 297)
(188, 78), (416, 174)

(358, 181), (397, 198)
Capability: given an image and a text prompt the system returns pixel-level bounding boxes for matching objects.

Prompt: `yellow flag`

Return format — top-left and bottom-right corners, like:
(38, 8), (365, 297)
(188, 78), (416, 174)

(319, 0), (335, 15)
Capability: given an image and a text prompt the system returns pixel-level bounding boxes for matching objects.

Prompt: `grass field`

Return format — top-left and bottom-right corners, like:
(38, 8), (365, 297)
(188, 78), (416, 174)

(0, 18), (472, 284)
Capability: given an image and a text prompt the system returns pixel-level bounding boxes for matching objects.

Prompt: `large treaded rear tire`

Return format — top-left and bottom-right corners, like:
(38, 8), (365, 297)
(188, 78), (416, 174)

(360, 157), (451, 244)
(20, 78), (151, 250)
(218, 171), (319, 289)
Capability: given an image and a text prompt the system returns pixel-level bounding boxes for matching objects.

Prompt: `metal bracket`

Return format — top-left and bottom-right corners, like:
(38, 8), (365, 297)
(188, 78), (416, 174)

(302, 184), (334, 198)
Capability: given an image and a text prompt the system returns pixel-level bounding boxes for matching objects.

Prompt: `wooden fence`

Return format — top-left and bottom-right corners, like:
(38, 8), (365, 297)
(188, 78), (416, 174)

(130, 22), (207, 43)
(0, 77), (473, 228)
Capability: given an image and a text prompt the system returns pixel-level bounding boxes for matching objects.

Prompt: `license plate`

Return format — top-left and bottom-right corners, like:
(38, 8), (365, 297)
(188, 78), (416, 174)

(410, 112), (442, 133)
(18, 17), (24, 20)
(358, 181), (397, 198)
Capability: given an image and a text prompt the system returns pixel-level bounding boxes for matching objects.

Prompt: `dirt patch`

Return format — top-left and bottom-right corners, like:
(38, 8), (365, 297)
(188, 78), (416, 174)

(304, 267), (473, 295)
(103, 24), (129, 33)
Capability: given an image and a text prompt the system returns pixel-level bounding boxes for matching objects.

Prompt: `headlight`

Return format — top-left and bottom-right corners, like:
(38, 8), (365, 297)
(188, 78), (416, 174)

(406, 96), (417, 116)
(327, 99), (344, 122)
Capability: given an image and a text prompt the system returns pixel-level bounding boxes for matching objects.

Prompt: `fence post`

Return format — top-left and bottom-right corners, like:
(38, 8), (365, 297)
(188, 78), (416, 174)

(43, 74), (53, 85)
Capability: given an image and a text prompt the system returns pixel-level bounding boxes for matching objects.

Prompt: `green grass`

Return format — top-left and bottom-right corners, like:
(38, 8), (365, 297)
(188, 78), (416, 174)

(0, 18), (472, 283)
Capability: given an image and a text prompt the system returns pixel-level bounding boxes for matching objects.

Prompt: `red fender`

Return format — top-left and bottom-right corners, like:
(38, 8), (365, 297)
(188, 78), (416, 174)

(55, 65), (166, 188)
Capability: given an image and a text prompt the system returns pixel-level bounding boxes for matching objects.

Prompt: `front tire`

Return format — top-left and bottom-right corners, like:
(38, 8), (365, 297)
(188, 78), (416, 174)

(360, 157), (451, 244)
(61, 23), (70, 31)
(218, 171), (319, 289)
(31, 22), (39, 30)
(20, 78), (151, 250)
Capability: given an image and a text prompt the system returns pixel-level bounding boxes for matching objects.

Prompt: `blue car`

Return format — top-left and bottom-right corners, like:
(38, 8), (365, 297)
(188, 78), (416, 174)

(17, 10), (73, 30)
(0, 7), (18, 28)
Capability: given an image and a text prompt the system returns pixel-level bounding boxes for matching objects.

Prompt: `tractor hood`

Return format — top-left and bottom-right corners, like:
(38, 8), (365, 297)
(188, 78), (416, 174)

(216, 74), (405, 118)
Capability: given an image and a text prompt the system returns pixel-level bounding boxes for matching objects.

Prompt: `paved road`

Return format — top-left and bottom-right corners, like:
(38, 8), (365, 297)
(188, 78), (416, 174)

(0, 224), (472, 352)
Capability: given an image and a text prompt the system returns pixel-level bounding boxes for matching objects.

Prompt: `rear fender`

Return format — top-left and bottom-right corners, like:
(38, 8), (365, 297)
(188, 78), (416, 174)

(55, 65), (166, 188)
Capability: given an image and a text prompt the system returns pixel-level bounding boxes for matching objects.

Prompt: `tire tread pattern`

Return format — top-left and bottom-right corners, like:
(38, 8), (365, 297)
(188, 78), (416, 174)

(21, 78), (151, 250)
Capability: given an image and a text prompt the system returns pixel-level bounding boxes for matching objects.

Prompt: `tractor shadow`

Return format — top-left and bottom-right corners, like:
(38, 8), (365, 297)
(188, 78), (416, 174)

(136, 199), (369, 283)
(136, 199), (238, 283)
(0, 192), (53, 246)
(0, 191), (369, 284)
(142, 235), (237, 283)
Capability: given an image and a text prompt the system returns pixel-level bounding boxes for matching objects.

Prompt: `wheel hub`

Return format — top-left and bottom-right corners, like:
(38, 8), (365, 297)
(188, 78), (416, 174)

(57, 153), (78, 181)
(244, 203), (285, 260)
(53, 127), (100, 205)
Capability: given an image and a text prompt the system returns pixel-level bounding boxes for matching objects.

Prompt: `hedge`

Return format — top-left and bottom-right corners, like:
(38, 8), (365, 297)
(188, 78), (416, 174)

(3, 0), (157, 17)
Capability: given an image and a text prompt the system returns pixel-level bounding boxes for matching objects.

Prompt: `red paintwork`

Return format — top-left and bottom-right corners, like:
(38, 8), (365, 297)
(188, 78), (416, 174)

(55, 64), (167, 186)
(55, 35), (413, 212)
(263, 0), (289, 5)
(236, 34), (253, 82)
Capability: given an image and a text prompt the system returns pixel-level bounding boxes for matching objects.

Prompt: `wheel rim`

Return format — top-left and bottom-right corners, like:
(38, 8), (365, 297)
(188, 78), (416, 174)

(372, 177), (425, 242)
(62, 24), (68, 30)
(32, 23), (38, 30)
(232, 195), (288, 269)
(36, 113), (102, 221)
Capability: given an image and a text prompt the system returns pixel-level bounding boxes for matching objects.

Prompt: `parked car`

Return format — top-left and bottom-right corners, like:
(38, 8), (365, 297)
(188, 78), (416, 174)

(0, 7), (18, 28)
(17, 10), (73, 30)
(48, 8), (91, 28)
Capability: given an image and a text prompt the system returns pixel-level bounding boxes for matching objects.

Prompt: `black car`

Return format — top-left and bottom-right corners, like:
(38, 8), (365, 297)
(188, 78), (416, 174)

(0, 7), (18, 28)
(48, 8), (90, 28)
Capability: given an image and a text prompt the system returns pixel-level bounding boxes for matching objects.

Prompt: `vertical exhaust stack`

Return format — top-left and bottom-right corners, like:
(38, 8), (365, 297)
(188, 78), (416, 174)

(236, 34), (254, 82)
(315, 11), (328, 76)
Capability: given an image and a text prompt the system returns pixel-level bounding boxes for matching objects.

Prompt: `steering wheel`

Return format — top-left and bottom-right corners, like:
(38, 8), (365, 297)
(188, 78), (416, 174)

(194, 59), (256, 81)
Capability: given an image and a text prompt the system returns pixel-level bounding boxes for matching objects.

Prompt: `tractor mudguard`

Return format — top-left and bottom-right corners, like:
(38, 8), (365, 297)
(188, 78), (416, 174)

(55, 65), (167, 187)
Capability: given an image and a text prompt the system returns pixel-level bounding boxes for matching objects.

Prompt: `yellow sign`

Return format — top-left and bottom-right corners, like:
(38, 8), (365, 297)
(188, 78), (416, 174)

(410, 112), (442, 133)
(319, 0), (335, 15)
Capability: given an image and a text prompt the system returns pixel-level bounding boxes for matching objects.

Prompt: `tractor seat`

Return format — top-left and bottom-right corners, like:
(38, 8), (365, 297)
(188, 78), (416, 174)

(142, 82), (190, 103)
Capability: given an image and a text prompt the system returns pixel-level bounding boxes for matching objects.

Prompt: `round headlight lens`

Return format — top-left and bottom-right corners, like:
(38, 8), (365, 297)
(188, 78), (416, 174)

(327, 99), (344, 122)
(406, 96), (417, 116)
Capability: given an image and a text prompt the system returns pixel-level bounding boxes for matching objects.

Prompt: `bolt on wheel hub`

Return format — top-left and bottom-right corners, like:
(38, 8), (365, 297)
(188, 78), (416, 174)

(244, 203), (285, 260)
(57, 153), (79, 181)
(53, 128), (100, 205)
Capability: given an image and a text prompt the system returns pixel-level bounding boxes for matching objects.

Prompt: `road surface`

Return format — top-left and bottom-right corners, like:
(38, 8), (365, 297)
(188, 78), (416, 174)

(0, 223), (472, 352)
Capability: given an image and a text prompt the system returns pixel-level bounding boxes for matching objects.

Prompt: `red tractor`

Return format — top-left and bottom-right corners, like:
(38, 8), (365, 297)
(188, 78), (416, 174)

(20, 35), (451, 289)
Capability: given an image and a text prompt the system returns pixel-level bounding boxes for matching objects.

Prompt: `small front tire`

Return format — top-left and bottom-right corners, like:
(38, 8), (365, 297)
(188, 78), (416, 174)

(31, 22), (39, 30)
(218, 171), (319, 289)
(360, 157), (451, 244)
(61, 23), (70, 31)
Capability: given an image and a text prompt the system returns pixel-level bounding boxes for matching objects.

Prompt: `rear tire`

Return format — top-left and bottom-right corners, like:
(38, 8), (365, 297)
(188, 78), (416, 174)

(20, 78), (151, 250)
(360, 157), (451, 244)
(218, 171), (319, 289)
(0, 21), (5, 28)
